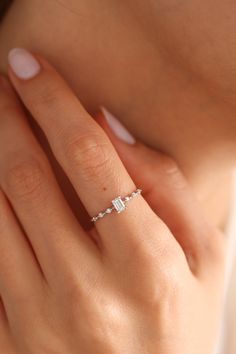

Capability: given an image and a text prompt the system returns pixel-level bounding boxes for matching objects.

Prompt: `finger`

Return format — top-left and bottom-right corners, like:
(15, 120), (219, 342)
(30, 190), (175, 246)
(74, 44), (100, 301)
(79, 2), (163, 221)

(7, 48), (180, 262)
(0, 188), (44, 308)
(0, 299), (16, 354)
(97, 108), (225, 274)
(0, 76), (100, 287)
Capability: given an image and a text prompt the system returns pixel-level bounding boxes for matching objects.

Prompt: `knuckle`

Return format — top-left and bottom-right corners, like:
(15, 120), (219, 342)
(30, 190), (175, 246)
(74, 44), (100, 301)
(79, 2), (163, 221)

(161, 155), (179, 174)
(66, 274), (99, 309)
(129, 240), (183, 306)
(159, 259), (182, 297)
(139, 270), (181, 310)
(64, 274), (91, 311)
(161, 156), (184, 186)
(5, 156), (46, 201)
(87, 314), (120, 350)
(67, 287), (121, 349)
(64, 133), (113, 182)
(160, 156), (186, 189)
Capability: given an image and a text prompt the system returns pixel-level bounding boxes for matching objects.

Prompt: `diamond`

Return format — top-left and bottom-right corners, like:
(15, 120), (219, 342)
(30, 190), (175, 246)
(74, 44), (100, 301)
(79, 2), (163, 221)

(112, 196), (126, 213)
(106, 208), (112, 214)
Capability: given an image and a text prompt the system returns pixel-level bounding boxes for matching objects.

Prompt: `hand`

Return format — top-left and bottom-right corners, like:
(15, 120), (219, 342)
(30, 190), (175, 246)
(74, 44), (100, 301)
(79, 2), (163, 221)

(0, 48), (225, 354)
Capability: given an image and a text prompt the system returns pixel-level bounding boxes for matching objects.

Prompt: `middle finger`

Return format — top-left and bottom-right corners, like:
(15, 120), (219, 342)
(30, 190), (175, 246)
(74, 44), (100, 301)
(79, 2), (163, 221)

(0, 77), (100, 287)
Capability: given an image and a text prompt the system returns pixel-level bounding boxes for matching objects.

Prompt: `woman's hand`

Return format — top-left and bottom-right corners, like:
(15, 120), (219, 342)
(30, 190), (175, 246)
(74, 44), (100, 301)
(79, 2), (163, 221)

(0, 48), (225, 354)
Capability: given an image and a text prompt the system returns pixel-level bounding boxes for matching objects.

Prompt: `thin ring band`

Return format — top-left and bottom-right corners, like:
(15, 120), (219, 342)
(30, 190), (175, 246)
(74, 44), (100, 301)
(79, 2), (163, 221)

(91, 188), (142, 223)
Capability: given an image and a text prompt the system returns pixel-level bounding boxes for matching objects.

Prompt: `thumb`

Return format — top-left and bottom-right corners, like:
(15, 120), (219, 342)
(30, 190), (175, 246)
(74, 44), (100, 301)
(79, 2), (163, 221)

(95, 107), (223, 275)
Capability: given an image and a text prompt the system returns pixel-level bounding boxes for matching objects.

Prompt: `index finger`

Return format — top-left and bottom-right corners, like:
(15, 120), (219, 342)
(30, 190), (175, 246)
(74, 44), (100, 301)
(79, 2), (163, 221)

(7, 48), (172, 258)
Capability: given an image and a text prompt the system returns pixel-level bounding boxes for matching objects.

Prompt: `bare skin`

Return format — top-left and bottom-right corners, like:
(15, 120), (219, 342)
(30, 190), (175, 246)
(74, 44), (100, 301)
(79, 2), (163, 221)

(0, 0), (235, 229)
(0, 1), (234, 353)
(0, 50), (226, 354)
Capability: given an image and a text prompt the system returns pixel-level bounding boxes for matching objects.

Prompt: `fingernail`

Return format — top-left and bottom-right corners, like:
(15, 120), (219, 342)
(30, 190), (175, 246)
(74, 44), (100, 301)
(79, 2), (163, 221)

(8, 48), (41, 80)
(100, 106), (136, 145)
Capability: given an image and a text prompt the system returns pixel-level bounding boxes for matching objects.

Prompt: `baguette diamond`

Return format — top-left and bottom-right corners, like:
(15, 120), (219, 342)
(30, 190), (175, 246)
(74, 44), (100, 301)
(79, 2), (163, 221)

(112, 197), (126, 213)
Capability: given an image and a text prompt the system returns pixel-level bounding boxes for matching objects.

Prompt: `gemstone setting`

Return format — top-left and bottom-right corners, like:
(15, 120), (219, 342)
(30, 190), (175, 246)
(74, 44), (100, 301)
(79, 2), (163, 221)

(112, 196), (126, 213)
(91, 188), (142, 222)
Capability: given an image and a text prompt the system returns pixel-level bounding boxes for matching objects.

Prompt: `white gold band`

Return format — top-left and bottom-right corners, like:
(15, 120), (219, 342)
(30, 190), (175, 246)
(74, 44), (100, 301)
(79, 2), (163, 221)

(91, 188), (142, 223)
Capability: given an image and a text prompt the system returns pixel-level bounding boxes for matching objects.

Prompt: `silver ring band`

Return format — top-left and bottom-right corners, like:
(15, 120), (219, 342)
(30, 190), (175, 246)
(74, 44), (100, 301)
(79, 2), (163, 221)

(91, 188), (142, 223)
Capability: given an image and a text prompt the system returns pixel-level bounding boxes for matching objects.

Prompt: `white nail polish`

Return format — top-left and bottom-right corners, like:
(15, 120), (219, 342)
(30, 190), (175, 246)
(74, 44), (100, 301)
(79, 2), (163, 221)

(101, 106), (136, 145)
(8, 48), (41, 80)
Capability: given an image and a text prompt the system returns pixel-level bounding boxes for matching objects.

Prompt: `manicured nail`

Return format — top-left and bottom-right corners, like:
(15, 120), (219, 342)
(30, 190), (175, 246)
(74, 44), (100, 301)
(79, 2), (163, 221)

(101, 106), (136, 145)
(8, 48), (41, 80)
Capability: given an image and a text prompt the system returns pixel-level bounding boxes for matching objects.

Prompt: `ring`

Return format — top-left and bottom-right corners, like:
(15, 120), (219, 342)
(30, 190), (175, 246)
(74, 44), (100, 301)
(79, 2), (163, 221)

(91, 188), (142, 223)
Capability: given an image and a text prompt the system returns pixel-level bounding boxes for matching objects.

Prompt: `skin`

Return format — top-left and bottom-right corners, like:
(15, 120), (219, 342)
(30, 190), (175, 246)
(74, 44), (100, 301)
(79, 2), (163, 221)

(0, 0), (235, 228)
(0, 52), (225, 354)
(0, 0), (234, 352)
